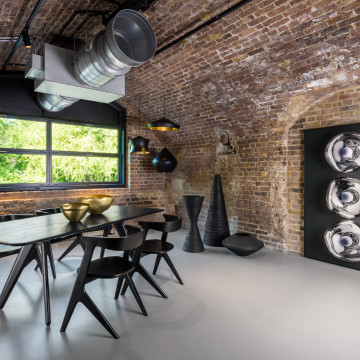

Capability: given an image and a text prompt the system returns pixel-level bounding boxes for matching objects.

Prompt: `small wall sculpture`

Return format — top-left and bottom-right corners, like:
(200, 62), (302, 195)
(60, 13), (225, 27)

(304, 124), (360, 271)
(217, 130), (236, 155)
(325, 133), (360, 173)
(326, 178), (360, 219)
(324, 220), (360, 262)
(203, 174), (230, 247)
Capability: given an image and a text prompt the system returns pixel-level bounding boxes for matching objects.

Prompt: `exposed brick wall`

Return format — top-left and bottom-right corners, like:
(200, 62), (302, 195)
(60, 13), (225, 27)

(287, 85), (360, 253)
(119, 0), (360, 252)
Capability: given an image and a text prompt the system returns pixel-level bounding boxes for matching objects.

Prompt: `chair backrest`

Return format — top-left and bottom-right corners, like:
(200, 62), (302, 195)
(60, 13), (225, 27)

(0, 214), (34, 222)
(82, 225), (144, 252)
(138, 214), (182, 233)
(36, 208), (61, 216)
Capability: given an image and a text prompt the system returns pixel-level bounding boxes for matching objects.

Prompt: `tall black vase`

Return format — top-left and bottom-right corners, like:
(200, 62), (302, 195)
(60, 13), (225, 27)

(183, 195), (205, 253)
(203, 174), (230, 247)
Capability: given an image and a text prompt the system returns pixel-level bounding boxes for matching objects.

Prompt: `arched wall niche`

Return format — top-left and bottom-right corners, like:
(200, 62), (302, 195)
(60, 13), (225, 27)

(286, 85), (360, 254)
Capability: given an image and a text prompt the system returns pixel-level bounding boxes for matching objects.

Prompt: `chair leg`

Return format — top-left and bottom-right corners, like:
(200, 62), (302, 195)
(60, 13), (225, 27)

(136, 264), (168, 298)
(81, 291), (120, 339)
(120, 273), (131, 296)
(153, 254), (162, 275)
(57, 236), (82, 262)
(99, 246), (105, 259)
(163, 253), (184, 285)
(60, 292), (78, 333)
(118, 251), (131, 295)
(125, 274), (148, 316)
(114, 276), (124, 300)
(61, 238), (119, 339)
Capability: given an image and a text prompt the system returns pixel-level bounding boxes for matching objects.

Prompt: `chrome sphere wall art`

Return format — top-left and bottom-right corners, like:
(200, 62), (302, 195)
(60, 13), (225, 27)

(325, 133), (360, 173)
(304, 125), (360, 271)
(324, 220), (360, 262)
(326, 178), (360, 219)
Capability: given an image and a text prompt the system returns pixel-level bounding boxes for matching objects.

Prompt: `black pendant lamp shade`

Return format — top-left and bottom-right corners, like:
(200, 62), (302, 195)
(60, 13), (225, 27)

(129, 136), (150, 154)
(148, 117), (180, 131)
(152, 147), (177, 172)
(129, 97), (150, 154)
(148, 98), (180, 131)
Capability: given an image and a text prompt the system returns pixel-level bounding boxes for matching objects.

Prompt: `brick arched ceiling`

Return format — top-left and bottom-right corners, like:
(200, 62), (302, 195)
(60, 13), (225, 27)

(1, 0), (359, 137)
(121, 0), (360, 145)
(0, 0), (240, 69)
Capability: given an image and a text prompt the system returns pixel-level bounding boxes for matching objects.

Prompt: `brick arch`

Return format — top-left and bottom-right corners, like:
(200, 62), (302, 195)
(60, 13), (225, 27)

(280, 68), (360, 132)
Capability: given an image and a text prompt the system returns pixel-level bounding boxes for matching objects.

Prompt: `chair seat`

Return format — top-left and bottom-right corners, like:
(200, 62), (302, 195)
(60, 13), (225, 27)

(142, 240), (174, 254)
(0, 245), (21, 258)
(87, 256), (135, 279)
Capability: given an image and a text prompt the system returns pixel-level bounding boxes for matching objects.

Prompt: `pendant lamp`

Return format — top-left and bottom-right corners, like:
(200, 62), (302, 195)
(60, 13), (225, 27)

(129, 97), (150, 154)
(148, 98), (180, 131)
(152, 147), (177, 172)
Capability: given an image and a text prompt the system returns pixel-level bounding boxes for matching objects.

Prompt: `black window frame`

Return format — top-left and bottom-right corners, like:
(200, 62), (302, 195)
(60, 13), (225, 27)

(0, 112), (125, 192)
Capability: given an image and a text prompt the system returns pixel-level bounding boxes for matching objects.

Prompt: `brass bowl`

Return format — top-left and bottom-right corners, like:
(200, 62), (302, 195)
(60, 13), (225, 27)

(76, 194), (114, 215)
(60, 203), (90, 222)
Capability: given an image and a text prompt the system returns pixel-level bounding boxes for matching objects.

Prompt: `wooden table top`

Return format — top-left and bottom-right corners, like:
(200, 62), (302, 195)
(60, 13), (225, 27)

(0, 206), (163, 246)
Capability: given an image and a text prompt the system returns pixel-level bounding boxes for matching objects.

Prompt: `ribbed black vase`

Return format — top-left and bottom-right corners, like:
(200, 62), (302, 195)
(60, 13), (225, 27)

(183, 195), (205, 253)
(203, 174), (230, 247)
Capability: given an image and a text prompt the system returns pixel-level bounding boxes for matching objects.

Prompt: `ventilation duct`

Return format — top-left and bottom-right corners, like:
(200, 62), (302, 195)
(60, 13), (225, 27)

(74, 9), (156, 87)
(26, 9), (156, 112)
(36, 93), (79, 112)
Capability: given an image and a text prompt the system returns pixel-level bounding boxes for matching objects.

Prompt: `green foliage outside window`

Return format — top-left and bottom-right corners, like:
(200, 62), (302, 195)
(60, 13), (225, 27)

(0, 117), (119, 185)
(0, 154), (46, 183)
(52, 156), (117, 183)
(0, 117), (46, 150)
(52, 123), (118, 153)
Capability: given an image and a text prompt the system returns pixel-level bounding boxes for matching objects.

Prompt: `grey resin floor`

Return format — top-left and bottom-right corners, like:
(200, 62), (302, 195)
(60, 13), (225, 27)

(1, 229), (360, 360)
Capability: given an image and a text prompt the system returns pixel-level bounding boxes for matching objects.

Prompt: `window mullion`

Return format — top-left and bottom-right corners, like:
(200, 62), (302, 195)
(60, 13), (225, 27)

(47, 118), (52, 185)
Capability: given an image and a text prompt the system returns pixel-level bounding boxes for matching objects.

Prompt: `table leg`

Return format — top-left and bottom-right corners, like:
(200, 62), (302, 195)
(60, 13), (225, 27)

(40, 242), (51, 326)
(0, 244), (36, 309)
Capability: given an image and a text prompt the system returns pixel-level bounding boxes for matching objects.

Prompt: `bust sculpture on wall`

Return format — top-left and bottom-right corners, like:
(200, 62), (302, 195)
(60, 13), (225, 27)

(217, 130), (236, 155)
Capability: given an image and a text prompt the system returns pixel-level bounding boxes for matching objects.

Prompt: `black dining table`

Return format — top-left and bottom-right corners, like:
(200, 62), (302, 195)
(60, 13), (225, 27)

(0, 205), (163, 326)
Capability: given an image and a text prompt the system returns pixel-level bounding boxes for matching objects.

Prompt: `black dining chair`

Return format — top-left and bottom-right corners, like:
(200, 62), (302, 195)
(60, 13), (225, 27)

(138, 214), (184, 285)
(0, 214), (42, 269)
(61, 225), (148, 339)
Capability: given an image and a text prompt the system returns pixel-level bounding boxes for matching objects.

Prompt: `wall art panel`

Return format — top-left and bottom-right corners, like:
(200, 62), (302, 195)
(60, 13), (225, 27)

(305, 124), (360, 270)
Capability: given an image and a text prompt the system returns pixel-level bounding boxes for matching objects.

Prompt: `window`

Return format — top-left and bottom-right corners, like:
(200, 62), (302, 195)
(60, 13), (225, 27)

(0, 115), (124, 191)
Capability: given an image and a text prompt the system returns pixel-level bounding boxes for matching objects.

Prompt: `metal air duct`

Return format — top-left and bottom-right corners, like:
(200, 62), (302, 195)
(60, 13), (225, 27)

(37, 93), (79, 112)
(74, 9), (157, 87)
(37, 9), (156, 112)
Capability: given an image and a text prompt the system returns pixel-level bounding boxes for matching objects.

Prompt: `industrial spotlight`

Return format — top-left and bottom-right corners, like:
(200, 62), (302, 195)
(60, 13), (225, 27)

(22, 28), (31, 48)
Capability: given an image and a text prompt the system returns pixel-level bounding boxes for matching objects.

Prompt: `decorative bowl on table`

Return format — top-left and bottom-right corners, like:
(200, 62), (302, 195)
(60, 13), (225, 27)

(60, 203), (90, 222)
(76, 194), (114, 215)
